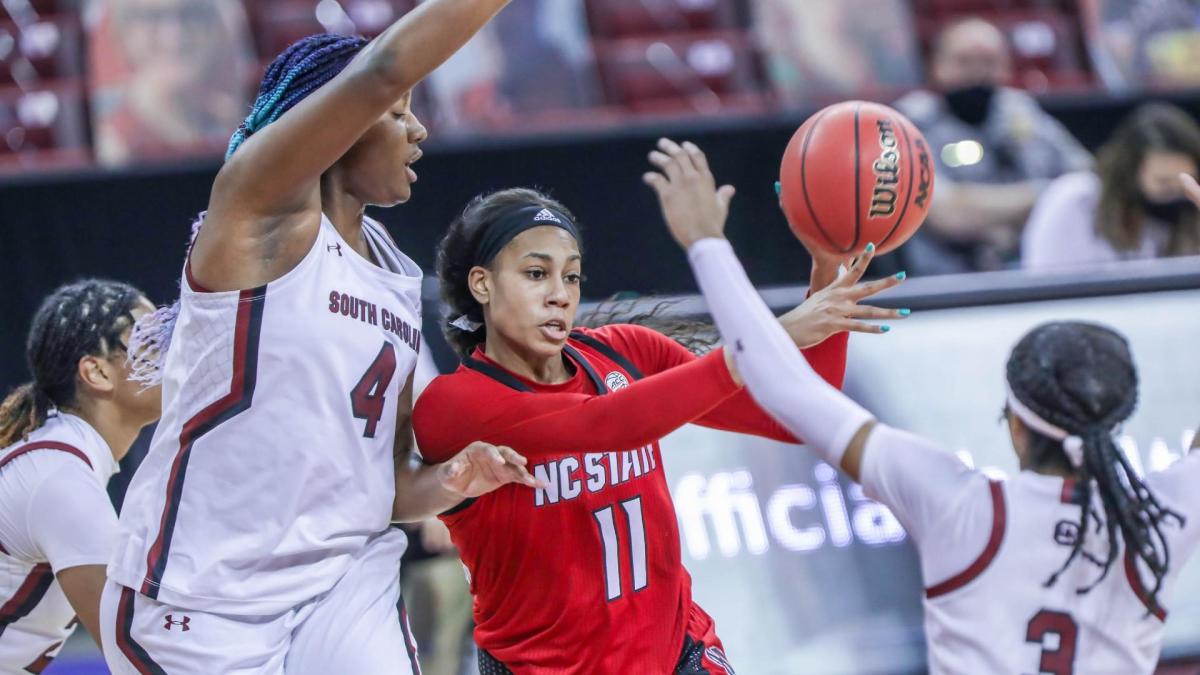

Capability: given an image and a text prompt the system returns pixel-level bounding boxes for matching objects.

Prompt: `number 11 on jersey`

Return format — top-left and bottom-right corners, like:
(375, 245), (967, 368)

(593, 496), (648, 601)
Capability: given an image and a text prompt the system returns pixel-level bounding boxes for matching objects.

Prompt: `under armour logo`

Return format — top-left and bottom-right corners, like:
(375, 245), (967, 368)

(163, 615), (191, 631)
(532, 208), (561, 223)
(327, 243), (343, 256)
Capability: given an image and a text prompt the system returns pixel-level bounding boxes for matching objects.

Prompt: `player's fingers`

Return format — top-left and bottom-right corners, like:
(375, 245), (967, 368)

(682, 141), (711, 176)
(648, 150), (675, 172)
(849, 270), (906, 301)
(839, 319), (891, 335)
(658, 137), (697, 175)
(834, 243), (875, 288)
(716, 185), (736, 209)
(846, 304), (910, 321)
(643, 172), (669, 196)
(497, 446), (529, 466)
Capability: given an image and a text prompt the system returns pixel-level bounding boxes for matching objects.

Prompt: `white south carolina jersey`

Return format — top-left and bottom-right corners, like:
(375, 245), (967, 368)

(109, 215), (422, 615)
(0, 413), (119, 672)
(861, 425), (1200, 675)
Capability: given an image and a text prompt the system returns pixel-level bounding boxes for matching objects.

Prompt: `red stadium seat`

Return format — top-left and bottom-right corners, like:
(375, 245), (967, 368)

(0, 0), (68, 21)
(0, 18), (83, 86)
(595, 30), (768, 114)
(248, 0), (416, 59)
(584, 0), (741, 39)
(0, 80), (88, 161)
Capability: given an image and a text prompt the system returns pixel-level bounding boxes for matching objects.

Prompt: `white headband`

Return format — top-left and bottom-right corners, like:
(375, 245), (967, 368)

(1005, 383), (1085, 468)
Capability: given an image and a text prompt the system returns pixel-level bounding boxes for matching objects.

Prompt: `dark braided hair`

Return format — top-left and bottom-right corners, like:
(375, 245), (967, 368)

(436, 187), (717, 358)
(0, 280), (143, 448)
(133, 35), (371, 384)
(1006, 321), (1183, 615)
(226, 34), (369, 159)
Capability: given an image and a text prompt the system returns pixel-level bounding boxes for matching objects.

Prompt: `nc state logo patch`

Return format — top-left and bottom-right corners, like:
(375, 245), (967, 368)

(605, 371), (630, 391)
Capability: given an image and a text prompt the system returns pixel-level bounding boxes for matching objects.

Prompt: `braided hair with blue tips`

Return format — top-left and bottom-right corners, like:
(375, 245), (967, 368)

(131, 35), (372, 387)
(226, 33), (369, 160)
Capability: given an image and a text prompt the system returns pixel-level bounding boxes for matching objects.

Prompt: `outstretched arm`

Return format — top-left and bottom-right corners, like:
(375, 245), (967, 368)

(414, 349), (744, 462)
(197, 0), (511, 290)
(391, 372), (539, 522)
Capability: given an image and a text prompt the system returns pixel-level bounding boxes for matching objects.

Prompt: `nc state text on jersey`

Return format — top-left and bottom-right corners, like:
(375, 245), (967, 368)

(533, 447), (658, 506)
(328, 290), (421, 353)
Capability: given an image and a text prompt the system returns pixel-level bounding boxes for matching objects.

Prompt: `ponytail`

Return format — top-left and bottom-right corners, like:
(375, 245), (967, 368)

(0, 383), (51, 448)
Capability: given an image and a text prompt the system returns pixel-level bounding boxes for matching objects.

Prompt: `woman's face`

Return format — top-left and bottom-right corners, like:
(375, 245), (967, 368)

(337, 91), (428, 207)
(1137, 150), (1197, 203)
(474, 226), (582, 363)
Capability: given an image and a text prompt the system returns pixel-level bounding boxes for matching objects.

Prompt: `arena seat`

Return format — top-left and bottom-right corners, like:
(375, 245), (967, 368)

(248, 0), (416, 59)
(0, 17), (83, 86)
(584, 0), (741, 39)
(0, 80), (89, 171)
(595, 30), (766, 114)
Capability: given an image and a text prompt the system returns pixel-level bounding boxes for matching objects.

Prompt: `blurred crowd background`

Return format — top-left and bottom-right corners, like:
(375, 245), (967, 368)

(2, 0), (1200, 277)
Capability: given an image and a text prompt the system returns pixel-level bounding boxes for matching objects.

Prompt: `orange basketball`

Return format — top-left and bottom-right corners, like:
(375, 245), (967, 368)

(779, 101), (935, 255)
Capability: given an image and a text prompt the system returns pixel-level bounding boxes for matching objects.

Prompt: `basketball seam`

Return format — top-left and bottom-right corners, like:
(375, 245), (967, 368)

(798, 108), (851, 253)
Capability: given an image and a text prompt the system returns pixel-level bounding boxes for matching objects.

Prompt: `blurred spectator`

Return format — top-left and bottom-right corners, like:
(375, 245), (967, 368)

(400, 518), (475, 675)
(85, 0), (255, 166)
(893, 17), (1092, 274)
(400, 346), (475, 675)
(1082, 0), (1200, 91)
(1022, 103), (1200, 269)
(752, 0), (922, 104)
(425, 0), (599, 133)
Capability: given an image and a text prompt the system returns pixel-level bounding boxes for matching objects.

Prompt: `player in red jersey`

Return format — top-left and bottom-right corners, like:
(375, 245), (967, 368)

(412, 184), (907, 674)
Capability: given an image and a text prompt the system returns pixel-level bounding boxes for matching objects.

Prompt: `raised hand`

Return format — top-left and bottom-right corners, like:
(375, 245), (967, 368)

(437, 441), (540, 498)
(778, 244), (909, 348)
(643, 138), (737, 249)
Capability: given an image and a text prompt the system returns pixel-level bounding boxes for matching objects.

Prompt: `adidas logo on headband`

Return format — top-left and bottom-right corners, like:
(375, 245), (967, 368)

(533, 209), (562, 223)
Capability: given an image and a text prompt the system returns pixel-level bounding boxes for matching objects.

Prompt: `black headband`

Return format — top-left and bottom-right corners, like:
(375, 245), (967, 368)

(473, 205), (580, 267)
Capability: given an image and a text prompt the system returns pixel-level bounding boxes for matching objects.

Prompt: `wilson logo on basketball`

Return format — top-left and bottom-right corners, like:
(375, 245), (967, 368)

(914, 137), (933, 210)
(869, 119), (900, 218)
(605, 371), (630, 391)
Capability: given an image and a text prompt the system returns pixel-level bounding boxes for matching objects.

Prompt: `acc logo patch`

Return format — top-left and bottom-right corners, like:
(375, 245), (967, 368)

(605, 371), (630, 391)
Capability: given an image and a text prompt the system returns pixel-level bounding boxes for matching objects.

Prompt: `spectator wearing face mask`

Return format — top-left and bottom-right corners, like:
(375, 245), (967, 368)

(1022, 103), (1200, 269)
(893, 17), (1092, 274)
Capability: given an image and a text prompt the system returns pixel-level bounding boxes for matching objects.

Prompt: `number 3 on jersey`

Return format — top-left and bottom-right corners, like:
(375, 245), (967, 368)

(351, 342), (398, 438)
(594, 497), (648, 601)
(1026, 609), (1077, 675)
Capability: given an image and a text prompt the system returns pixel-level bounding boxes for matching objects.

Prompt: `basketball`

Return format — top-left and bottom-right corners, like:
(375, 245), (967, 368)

(779, 101), (935, 256)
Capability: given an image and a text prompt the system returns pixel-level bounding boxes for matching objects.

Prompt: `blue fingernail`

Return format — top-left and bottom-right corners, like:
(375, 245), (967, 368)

(895, 271), (907, 280)
(881, 325), (891, 333)
(774, 181), (781, 196)
(865, 242), (875, 253)
(899, 308), (911, 316)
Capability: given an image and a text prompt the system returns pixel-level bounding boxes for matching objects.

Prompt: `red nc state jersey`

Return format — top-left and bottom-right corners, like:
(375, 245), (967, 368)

(414, 324), (847, 674)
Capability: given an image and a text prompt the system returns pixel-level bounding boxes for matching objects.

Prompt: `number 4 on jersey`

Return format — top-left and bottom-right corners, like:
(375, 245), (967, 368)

(351, 342), (398, 438)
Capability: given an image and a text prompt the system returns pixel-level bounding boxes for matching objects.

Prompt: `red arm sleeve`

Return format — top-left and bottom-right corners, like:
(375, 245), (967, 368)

(589, 325), (848, 443)
(413, 349), (741, 462)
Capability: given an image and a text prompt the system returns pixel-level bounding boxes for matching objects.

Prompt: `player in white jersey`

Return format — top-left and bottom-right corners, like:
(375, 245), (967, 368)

(101, 3), (538, 674)
(0, 280), (160, 672)
(644, 139), (1200, 675)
